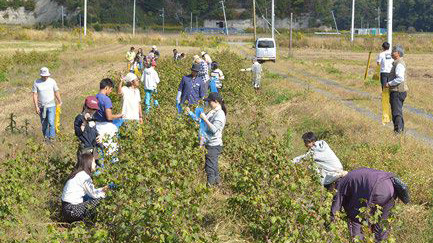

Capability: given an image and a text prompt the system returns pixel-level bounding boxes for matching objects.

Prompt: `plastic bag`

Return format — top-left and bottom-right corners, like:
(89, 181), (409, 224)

(382, 88), (392, 124)
(55, 106), (61, 133)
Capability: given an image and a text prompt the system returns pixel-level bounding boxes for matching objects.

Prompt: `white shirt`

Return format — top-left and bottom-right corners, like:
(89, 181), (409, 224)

(32, 77), (59, 108)
(376, 50), (393, 73)
(121, 86), (141, 120)
(141, 67), (160, 91)
(211, 69), (225, 88)
(61, 171), (105, 205)
(388, 63), (405, 86)
(293, 140), (344, 185)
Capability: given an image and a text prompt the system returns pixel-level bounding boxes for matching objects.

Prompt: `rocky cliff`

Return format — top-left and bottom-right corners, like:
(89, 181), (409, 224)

(0, 0), (63, 25)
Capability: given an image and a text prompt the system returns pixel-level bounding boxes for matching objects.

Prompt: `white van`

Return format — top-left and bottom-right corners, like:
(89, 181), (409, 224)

(256, 38), (276, 62)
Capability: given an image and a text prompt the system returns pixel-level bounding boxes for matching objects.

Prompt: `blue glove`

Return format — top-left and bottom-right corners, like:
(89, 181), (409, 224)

(108, 182), (118, 189)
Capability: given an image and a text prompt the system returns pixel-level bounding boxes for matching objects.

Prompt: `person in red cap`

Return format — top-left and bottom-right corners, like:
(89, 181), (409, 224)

(74, 96), (103, 161)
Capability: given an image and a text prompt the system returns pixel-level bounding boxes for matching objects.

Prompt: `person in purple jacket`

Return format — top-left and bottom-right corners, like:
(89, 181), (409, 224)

(330, 168), (397, 242)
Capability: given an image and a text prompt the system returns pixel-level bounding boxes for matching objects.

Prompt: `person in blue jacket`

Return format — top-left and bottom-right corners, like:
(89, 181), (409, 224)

(176, 63), (205, 114)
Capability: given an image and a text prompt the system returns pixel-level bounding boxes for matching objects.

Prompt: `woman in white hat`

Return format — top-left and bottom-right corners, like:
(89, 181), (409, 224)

(117, 73), (143, 124)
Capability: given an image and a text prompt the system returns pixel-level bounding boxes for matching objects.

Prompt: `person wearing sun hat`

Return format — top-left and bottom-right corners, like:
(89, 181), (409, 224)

(193, 54), (210, 93)
(150, 45), (160, 60)
(200, 92), (227, 186)
(32, 67), (62, 143)
(176, 63), (205, 113)
(117, 73), (143, 123)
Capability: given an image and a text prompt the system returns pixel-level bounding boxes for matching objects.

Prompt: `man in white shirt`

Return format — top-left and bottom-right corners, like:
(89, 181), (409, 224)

(32, 67), (62, 143)
(292, 132), (346, 190)
(118, 73), (143, 123)
(376, 42), (394, 89)
(385, 45), (408, 133)
(240, 58), (262, 90)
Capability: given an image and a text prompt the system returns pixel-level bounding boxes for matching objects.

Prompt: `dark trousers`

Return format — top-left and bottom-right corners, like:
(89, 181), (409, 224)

(347, 179), (395, 242)
(205, 145), (222, 185)
(380, 73), (390, 89)
(389, 91), (407, 133)
(62, 199), (101, 223)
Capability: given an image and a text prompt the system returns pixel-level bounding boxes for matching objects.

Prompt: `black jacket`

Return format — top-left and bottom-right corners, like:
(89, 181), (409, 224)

(74, 114), (99, 149)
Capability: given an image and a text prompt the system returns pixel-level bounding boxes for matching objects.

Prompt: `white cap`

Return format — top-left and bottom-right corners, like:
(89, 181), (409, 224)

(201, 51), (206, 56)
(40, 67), (51, 77)
(124, 73), (138, 83)
(152, 45), (157, 49)
(193, 55), (200, 61)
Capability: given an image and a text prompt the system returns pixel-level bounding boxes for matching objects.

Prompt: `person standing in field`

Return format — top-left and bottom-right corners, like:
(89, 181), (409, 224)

(384, 46), (408, 134)
(117, 73), (143, 124)
(193, 55), (210, 93)
(150, 45), (160, 60)
(176, 63), (205, 113)
(201, 51), (213, 69)
(210, 62), (225, 93)
(125, 47), (136, 71)
(240, 58), (262, 91)
(376, 42), (394, 89)
(292, 132), (346, 191)
(141, 58), (160, 114)
(61, 152), (109, 223)
(173, 49), (179, 61)
(136, 48), (145, 71)
(201, 92), (226, 187)
(74, 96), (102, 161)
(330, 168), (408, 242)
(93, 78), (124, 154)
(32, 67), (62, 143)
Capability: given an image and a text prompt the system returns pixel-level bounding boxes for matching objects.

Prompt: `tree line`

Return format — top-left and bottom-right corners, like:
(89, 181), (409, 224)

(13, 0), (433, 31)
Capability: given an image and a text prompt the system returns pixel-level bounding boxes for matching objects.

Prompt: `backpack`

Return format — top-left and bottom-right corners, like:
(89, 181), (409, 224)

(391, 177), (410, 204)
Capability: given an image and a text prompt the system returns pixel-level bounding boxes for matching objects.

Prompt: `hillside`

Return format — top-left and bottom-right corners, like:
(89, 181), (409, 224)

(2, 0), (433, 31)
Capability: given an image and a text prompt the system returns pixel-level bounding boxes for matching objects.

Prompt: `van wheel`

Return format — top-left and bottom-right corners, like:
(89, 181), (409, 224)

(272, 60), (276, 63)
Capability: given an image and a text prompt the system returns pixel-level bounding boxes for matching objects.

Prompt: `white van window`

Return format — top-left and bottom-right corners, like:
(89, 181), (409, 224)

(257, 41), (275, 48)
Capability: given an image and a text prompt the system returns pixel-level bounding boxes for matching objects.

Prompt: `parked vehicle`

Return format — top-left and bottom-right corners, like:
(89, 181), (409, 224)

(255, 38), (276, 63)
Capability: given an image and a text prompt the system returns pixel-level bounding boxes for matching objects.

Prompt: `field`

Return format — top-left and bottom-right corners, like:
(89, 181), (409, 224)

(0, 27), (432, 242)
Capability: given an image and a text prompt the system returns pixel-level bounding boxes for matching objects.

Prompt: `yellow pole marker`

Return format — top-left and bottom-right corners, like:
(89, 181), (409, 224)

(55, 106), (61, 134)
(364, 51), (372, 81)
(382, 87), (392, 124)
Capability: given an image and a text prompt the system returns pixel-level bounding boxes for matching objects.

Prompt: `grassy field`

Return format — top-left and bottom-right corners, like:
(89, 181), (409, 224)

(0, 27), (432, 242)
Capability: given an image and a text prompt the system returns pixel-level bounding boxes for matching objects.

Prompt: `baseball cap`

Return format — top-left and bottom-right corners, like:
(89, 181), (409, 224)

(85, 96), (99, 110)
(40, 67), (51, 77)
(124, 73), (138, 84)
(152, 45), (157, 49)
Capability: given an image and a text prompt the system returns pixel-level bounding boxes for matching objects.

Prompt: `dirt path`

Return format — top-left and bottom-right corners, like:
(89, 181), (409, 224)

(228, 42), (433, 147)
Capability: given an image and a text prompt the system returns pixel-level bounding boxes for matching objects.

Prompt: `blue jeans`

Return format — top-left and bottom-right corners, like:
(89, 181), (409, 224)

(39, 106), (56, 138)
(144, 90), (154, 113)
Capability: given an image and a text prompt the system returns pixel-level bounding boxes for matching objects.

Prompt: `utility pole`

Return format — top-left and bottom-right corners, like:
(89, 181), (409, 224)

(289, 12), (293, 56)
(377, 7), (380, 30)
(61, 6), (64, 28)
(331, 10), (339, 33)
(253, 0), (257, 41)
(190, 12), (192, 32)
(351, 0), (355, 42)
(196, 16), (198, 28)
(162, 8), (165, 33)
(387, 0), (393, 47)
(220, 0), (228, 35)
(84, 0), (87, 36)
(271, 0), (275, 39)
(133, 0), (136, 36)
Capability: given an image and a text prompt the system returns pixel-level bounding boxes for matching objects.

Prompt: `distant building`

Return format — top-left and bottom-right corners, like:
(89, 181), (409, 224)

(204, 15), (311, 30)
(355, 28), (387, 35)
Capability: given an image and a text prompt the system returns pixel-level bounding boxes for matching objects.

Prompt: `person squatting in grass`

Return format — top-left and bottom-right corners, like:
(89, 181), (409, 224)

(74, 96), (103, 163)
(200, 92), (227, 187)
(240, 58), (262, 91)
(61, 152), (110, 223)
(93, 78), (124, 155)
(176, 63), (205, 114)
(125, 46), (136, 71)
(330, 167), (409, 242)
(292, 132), (346, 191)
(32, 67), (62, 143)
(117, 73), (143, 124)
(376, 42), (394, 89)
(141, 57), (160, 114)
(210, 62), (225, 93)
(384, 45), (408, 134)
